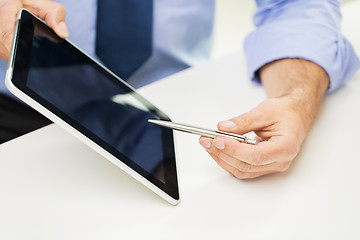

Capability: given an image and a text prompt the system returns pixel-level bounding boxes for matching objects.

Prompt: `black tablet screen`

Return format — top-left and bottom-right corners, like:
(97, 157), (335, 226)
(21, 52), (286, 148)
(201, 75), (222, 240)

(11, 10), (179, 200)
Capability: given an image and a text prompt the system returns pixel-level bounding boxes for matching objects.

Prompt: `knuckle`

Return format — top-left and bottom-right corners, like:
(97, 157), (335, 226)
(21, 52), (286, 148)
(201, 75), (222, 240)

(290, 142), (300, 159)
(236, 161), (251, 172)
(252, 151), (266, 165)
(41, 2), (66, 20)
(278, 162), (291, 172)
(0, 1), (20, 11)
(54, 3), (66, 14)
(0, 30), (12, 44)
(233, 169), (249, 180)
(239, 115), (250, 128)
(216, 150), (226, 159)
(226, 144), (238, 158)
(285, 137), (300, 160)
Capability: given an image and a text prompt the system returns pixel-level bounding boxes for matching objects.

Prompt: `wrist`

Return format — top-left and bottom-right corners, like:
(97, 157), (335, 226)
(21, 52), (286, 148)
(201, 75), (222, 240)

(259, 58), (329, 133)
(259, 58), (329, 98)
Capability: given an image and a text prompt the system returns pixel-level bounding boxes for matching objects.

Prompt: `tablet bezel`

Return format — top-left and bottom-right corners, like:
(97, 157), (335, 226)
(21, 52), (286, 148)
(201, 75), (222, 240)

(5, 9), (180, 205)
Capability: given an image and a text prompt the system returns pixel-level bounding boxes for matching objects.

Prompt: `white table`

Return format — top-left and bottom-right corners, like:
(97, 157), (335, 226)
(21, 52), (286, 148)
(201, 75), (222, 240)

(1, 1), (360, 239)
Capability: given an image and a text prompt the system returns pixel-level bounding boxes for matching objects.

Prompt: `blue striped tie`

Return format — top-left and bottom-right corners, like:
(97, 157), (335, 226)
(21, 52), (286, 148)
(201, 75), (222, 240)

(96, 0), (153, 80)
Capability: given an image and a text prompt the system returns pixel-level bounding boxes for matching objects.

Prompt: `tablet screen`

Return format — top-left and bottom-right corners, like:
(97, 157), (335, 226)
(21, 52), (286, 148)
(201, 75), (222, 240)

(11, 10), (179, 200)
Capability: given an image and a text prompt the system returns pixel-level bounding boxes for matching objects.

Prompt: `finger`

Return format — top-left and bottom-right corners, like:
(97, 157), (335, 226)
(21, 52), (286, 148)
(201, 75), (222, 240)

(200, 135), (284, 167)
(200, 137), (285, 178)
(0, 0), (22, 59)
(199, 136), (212, 149)
(208, 144), (290, 173)
(206, 149), (278, 179)
(210, 135), (298, 166)
(218, 110), (267, 134)
(24, 0), (69, 38)
(205, 147), (247, 178)
(217, 106), (273, 135)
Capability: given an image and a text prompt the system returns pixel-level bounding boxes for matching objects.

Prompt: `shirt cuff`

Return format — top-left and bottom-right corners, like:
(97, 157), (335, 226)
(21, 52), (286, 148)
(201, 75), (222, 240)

(244, 18), (360, 93)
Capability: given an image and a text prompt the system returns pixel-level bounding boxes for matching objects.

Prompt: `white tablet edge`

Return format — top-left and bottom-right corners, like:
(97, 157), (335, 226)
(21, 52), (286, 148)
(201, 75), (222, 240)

(5, 9), (180, 206)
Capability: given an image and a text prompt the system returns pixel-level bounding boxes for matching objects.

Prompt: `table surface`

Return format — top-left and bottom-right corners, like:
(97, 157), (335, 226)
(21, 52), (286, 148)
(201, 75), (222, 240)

(1, 2), (360, 239)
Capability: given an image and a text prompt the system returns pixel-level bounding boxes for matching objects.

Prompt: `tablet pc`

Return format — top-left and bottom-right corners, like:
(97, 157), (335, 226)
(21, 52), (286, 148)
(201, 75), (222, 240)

(5, 9), (180, 205)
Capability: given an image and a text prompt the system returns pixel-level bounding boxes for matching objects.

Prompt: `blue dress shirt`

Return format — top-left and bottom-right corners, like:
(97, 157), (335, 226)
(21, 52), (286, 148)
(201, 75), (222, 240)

(0, 0), (358, 97)
(245, 0), (360, 93)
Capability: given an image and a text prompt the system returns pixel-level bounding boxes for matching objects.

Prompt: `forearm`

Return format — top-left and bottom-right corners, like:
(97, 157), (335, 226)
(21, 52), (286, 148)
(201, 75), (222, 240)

(245, 0), (360, 93)
(259, 58), (329, 133)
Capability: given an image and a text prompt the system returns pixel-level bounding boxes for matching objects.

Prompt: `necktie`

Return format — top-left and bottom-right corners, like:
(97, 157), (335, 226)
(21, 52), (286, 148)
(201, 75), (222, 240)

(96, 0), (153, 80)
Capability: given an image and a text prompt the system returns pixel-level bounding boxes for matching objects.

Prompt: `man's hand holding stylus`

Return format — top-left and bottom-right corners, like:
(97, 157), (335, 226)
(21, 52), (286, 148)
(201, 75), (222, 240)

(200, 58), (329, 179)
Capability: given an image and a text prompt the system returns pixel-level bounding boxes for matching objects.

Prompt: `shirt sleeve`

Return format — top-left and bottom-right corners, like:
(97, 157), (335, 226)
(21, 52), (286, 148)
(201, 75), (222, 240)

(244, 0), (360, 93)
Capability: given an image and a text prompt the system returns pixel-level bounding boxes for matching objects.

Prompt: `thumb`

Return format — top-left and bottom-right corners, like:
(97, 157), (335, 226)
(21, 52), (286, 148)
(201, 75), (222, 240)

(24, 0), (69, 38)
(217, 107), (272, 135)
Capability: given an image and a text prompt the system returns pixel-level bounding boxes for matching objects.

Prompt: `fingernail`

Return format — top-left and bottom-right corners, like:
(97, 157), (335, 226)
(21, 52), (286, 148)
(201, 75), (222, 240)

(213, 139), (225, 150)
(219, 120), (236, 129)
(57, 22), (69, 38)
(199, 139), (211, 149)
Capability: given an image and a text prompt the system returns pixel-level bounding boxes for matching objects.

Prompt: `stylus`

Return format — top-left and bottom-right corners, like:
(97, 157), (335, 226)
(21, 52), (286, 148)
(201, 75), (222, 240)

(148, 119), (257, 145)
